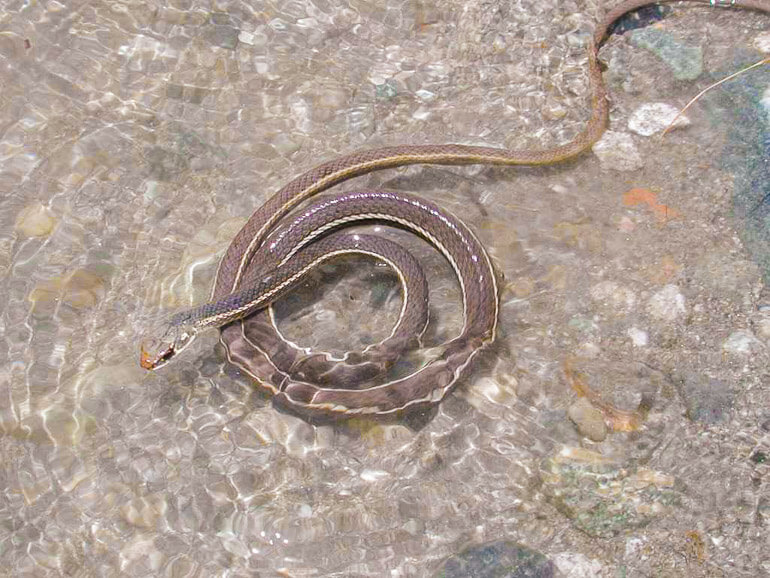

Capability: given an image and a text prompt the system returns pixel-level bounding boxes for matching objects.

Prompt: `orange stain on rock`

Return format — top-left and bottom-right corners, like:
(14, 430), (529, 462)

(622, 188), (681, 222)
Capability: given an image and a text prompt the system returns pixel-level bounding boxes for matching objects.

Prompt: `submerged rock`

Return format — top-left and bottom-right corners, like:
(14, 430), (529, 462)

(437, 541), (554, 578)
(592, 131), (643, 171)
(15, 203), (57, 237)
(628, 102), (689, 136)
(539, 449), (680, 538)
(630, 28), (702, 80)
(677, 372), (733, 425)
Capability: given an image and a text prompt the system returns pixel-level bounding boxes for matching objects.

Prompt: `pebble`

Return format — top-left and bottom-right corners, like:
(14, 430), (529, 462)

(590, 280), (636, 314)
(722, 330), (764, 355)
(628, 102), (689, 136)
(626, 327), (649, 347)
(592, 131), (643, 171)
(552, 553), (603, 578)
(15, 203), (57, 237)
(625, 537), (647, 560)
(29, 269), (107, 310)
(754, 312), (770, 340)
(679, 372), (733, 425)
(120, 494), (168, 529)
(568, 398), (608, 442)
(617, 216), (636, 232)
(61, 269), (106, 308)
(576, 342), (601, 359)
(437, 541), (554, 578)
(754, 30), (770, 53)
(206, 24), (239, 50)
(646, 284), (686, 321)
(237, 31), (255, 45)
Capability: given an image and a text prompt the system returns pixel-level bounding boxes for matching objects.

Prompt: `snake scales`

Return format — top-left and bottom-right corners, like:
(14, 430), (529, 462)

(140, 0), (770, 420)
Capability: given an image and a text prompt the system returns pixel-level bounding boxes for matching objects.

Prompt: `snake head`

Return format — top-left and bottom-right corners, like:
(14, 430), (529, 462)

(139, 321), (197, 370)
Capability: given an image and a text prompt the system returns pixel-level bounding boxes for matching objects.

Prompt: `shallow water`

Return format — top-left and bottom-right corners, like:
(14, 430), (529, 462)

(1, 1), (769, 576)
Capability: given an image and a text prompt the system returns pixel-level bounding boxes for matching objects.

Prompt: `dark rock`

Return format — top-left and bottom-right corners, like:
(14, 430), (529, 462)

(437, 541), (554, 578)
(630, 28), (702, 80)
(710, 55), (770, 284)
(679, 373), (734, 425)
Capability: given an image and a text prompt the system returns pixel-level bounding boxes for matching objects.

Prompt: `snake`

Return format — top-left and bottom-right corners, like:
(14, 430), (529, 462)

(139, 0), (770, 420)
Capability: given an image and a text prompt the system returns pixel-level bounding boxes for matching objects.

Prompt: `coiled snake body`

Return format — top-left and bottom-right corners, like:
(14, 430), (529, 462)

(140, 0), (770, 420)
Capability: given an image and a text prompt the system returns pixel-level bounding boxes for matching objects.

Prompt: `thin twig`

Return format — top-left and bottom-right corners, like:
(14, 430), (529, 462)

(661, 57), (770, 138)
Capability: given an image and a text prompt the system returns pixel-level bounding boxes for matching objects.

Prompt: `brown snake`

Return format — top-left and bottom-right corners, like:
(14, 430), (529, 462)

(140, 0), (770, 420)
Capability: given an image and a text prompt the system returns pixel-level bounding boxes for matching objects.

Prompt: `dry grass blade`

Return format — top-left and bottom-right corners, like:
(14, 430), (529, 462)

(661, 56), (770, 138)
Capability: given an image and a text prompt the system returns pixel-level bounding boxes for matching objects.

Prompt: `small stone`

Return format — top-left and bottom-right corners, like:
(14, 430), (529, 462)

(29, 268), (107, 311)
(61, 269), (106, 308)
(754, 30), (770, 53)
(590, 280), (636, 314)
(438, 541), (554, 578)
(592, 131), (643, 171)
(509, 276), (535, 298)
(628, 102), (689, 136)
(271, 133), (301, 156)
(576, 342), (601, 359)
(754, 314), (770, 340)
(552, 553), (603, 578)
(630, 28), (702, 80)
(679, 373), (733, 424)
(15, 203), (57, 237)
(120, 494), (168, 528)
(206, 25), (239, 50)
(618, 216), (636, 232)
(568, 316), (599, 333)
(722, 330), (764, 355)
(297, 504), (313, 518)
(237, 31), (255, 45)
(646, 284), (686, 321)
(568, 398), (608, 442)
(627, 327), (648, 347)
(625, 537), (646, 560)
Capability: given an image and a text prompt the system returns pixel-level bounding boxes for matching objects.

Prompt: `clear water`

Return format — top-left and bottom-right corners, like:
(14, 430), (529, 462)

(1, 1), (768, 576)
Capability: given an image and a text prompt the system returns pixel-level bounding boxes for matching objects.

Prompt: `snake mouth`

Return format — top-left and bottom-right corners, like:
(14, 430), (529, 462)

(139, 343), (174, 370)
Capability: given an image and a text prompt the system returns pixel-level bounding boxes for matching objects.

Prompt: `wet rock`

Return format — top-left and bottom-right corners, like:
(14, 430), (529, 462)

(437, 541), (554, 578)
(568, 398), (608, 442)
(539, 449), (679, 538)
(678, 372), (733, 425)
(722, 330), (764, 355)
(627, 103), (689, 136)
(646, 284), (686, 321)
(592, 131), (643, 171)
(630, 28), (702, 80)
(15, 203), (57, 237)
